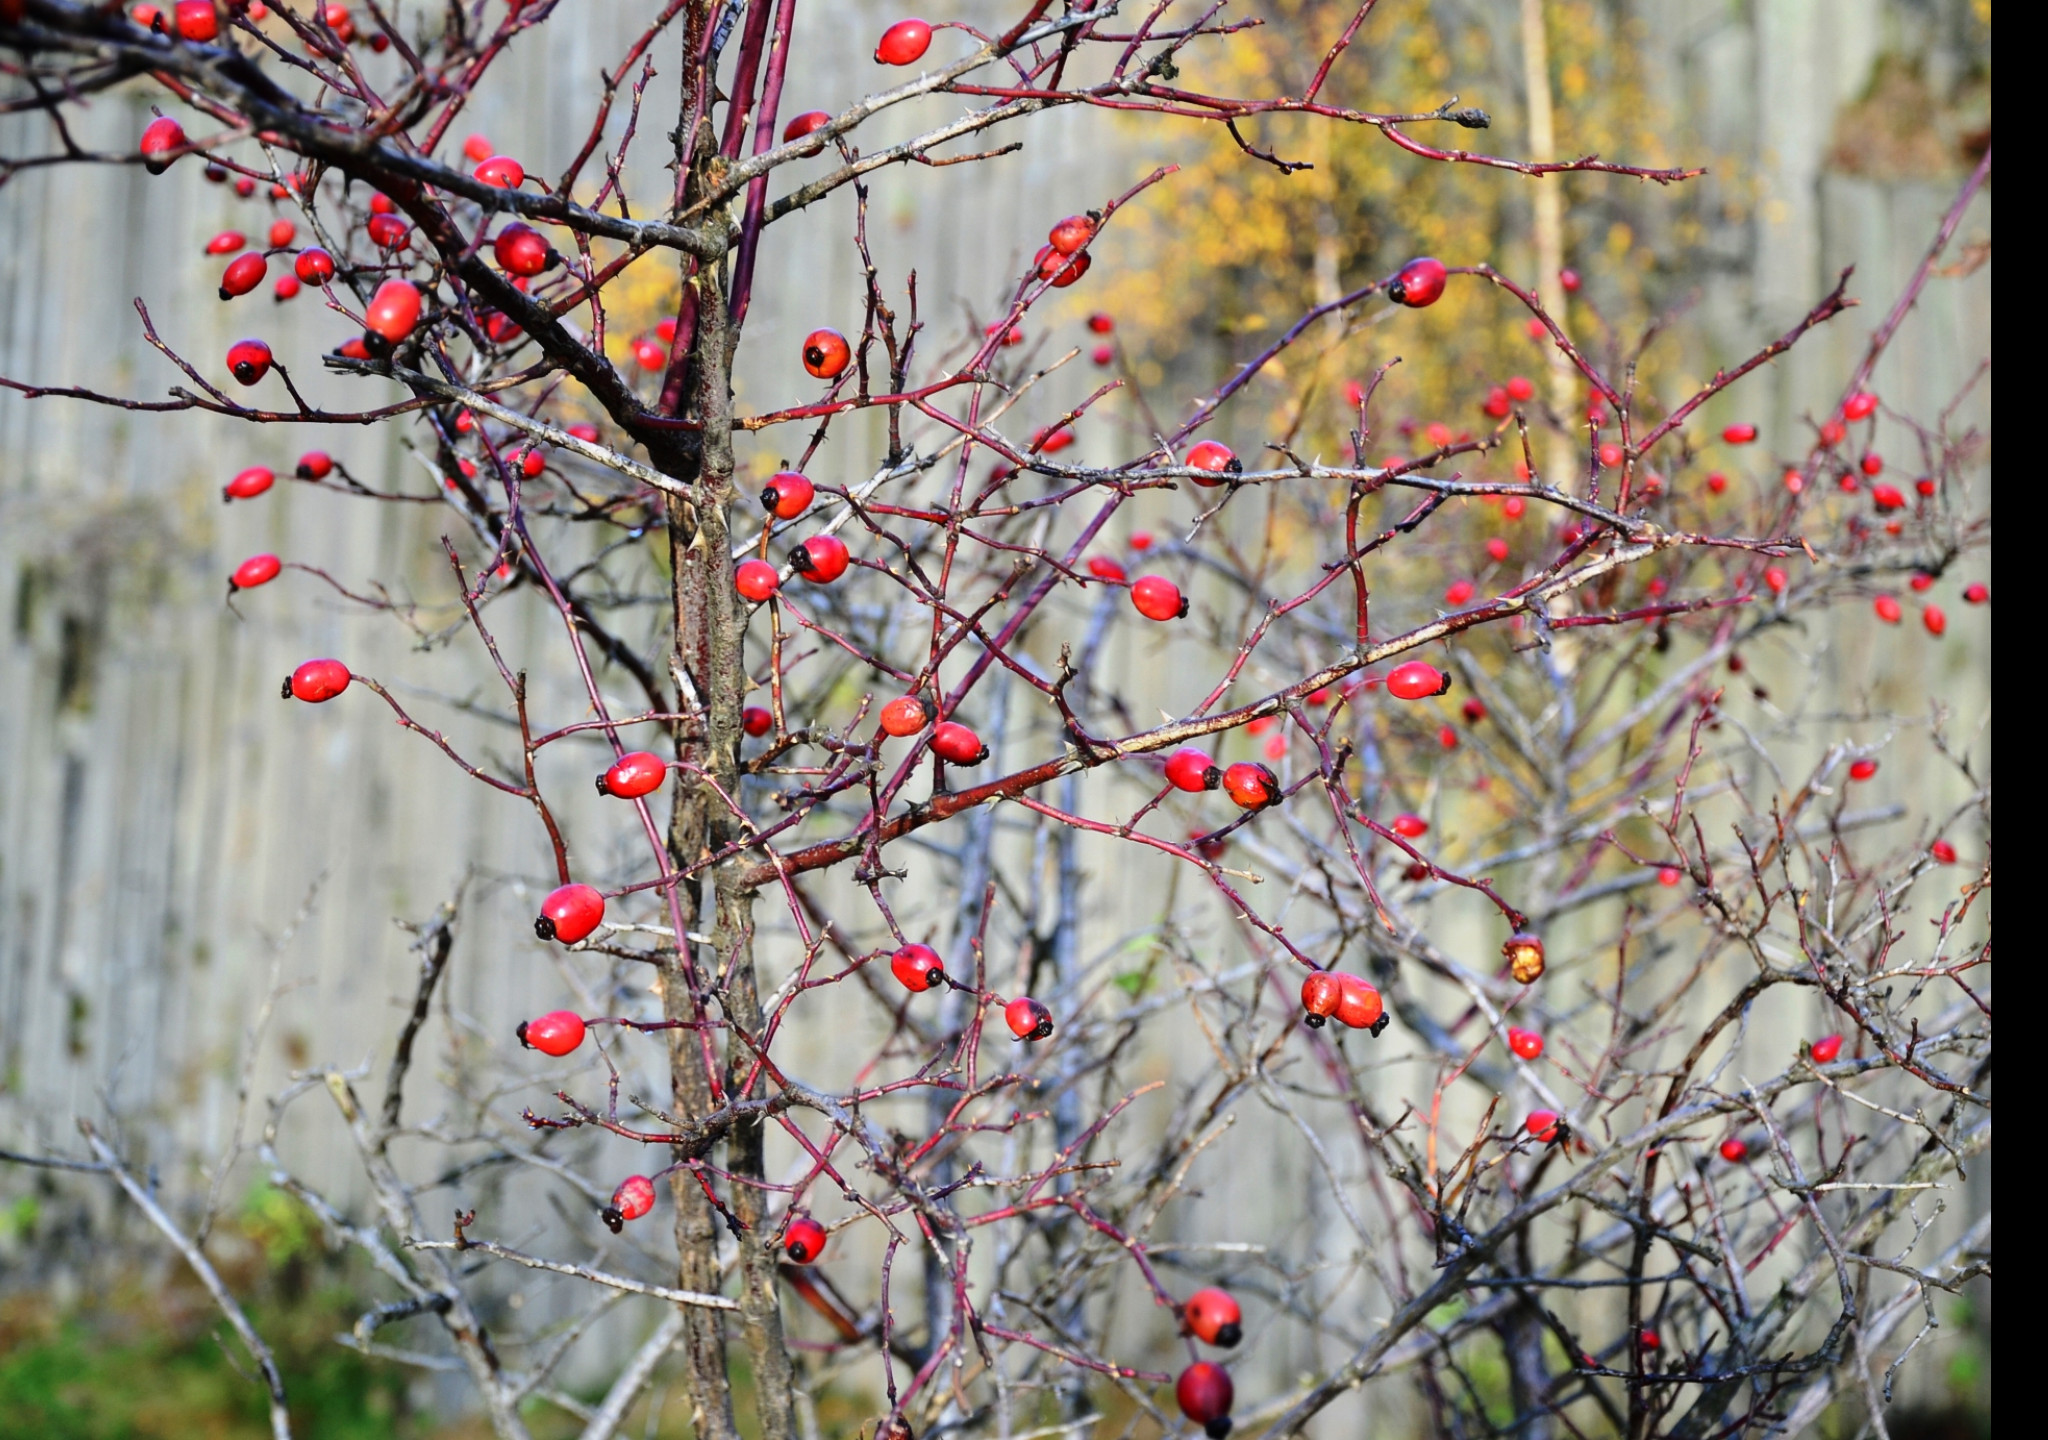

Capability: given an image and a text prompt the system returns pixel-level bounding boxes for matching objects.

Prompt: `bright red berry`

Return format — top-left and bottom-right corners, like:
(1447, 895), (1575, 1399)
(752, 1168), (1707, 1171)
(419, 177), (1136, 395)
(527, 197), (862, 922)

(1639, 1329), (1661, 1351)
(761, 471), (815, 519)
(879, 696), (935, 738)
(1843, 392), (1878, 420)
(1598, 442), (1624, 469)
(1333, 973), (1384, 1031)
(632, 337), (667, 371)
(790, 534), (850, 583)
(1763, 566), (1788, 595)
(1183, 1289), (1242, 1347)
(224, 464), (275, 501)
(1809, 1033), (1843, 1064)
(1508, 1026), (1543, 1060)
(784, 1216), (828, 1263)
(735, 558), (779, 601)
(874, 17), (932, 64)
(205, 232), (249, 259)
(1176, 1362), (1234, 1437)
(1131, 575), (1188, 621)
(517, 1010), (586, 1057)
(890, 943), (946, 993)
(219, 251), (267, 300)
(461, 133), (494, 162)
(1962, 583), (1988, 605)
(604, 1175), (656, 1230)
(283, 658), (350, 703)
(1820, 420), (1846, 446)
(365, 279), (422, 343)
(1706, 472), (1728, 494)
(474, 154), (524, 188)
(1861, 452), (1883, 476)
(1091, 344), (1115, 366)
(1873, 595), (1902, 624)
(929, 721), (986, 765)
(272, 275), (301, 302)
(802, 327), (851, 378)
(1300, 971), (1343, 1027)
(1005, 996), (1054, 1041)
(1506, 376), (1535, 402)
(1559, 267), (1582, 292)
(140, 115), (188, 174)
(294, 246), (335, 283)
(1166, 748), (1221, 793)
(494, 222), (555, 277)
(1848, 758), (1877, 781)
(1444, 579), (1475, 607)
(1722, 423), (1758, 444)
(230, 553), (281, 591)
(1658, 865), (1682, 886)
(1387, 661), (1450, 700)
(265, 218), (296, 249)
(1719, 1137), (1749, 1163)
(1922, 603), (1948, 637)
(742, 706), (772, 737)
(536, 883), (605, 944)
(1930, 838), (1957, 864)
(782, 110), (831, 141)
(1047, 215), (1097, 256)
(1184, 440), (1240, 485)
(1483, 386), (1511, 419)
(597, 750), (667, 799)
(1087, 312), (1115, 334)
(1221, 761), (1279, 810)
(1525, 1110), (1560, 1142)
(1087, 556), (1127, 582)
(1389, 256), (1447, 308)
(226, 338), (272, 385)
(1391, 813), (1427, 838)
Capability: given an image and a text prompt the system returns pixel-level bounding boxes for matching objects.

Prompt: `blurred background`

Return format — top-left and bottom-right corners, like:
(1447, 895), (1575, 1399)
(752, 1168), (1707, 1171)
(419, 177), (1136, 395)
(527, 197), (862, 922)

(0, 1), (1988, 1435)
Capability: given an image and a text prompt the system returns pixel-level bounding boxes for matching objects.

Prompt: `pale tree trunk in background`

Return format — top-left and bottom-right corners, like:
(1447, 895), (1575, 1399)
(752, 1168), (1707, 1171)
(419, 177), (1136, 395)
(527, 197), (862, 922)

(1520, 0), (1575, 489)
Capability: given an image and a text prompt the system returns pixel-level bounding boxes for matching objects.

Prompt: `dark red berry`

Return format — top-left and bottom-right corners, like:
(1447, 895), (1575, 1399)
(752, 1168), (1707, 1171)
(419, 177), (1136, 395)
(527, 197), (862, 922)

(604, 1175), (655, 1231)
(1176, 1361), (1235, 1437)
(1333, 973), (1384, 1031)
(742, 705), (773, 737)
(1389, 256), (1447, 308)
(536, 883), (605, 944)
(493, 222), (555, 277)
(295, 246), (335, 283)
(474, 154), (524, 188)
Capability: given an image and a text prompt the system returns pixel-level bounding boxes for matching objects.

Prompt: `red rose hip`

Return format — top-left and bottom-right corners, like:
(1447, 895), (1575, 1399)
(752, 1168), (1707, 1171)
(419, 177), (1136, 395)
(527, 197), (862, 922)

(518, 1010), (586, 1057)
(790, 534), (850, 583)
(890, 943), (946, 992)
(1176, 1361), (1235, 1438)
(1507, 1026), (1543, 1060)
(226, 338), (273, 385)
(1221, 761), (1278, 810)
(1386, 661), (1450, 700)
(1184, 440), (1240, 485)
(1130, 575), (1187, 621)
(230, 553), (281, 591)
(761, 471), (815, 519)
(1809, 1033), (1842, 1064)
(1183, 1288), (1242, 1347)
(536, 883), (605, 944)
(219, 252), (268, 300)
(281, 659), (350, 704)
(1165, 748), (1221, 793)
(597, 750), (667, 799)
(1389, 256), (1447, 308)
(294, 246), (336, 284)
(874, 17), (932, 65)
(603, 1175), (657, 1231)
(784, 1216), (827, 1262)
(224, 464), (275, 501)
(1005, 996), (1054, 1041)
(929, 721), (986, 765)
(140, 115), (188, 174)
(801, 327), (851, 378)
(735, 558), (779, 601)
(365, 279), (422, 343)
(879, 696), (935, 737)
